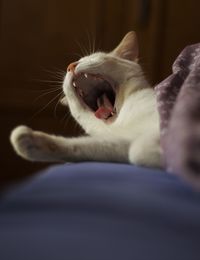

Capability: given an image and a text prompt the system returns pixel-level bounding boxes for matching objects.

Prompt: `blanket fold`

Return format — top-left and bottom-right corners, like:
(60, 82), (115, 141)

(155, 44), (200, 187)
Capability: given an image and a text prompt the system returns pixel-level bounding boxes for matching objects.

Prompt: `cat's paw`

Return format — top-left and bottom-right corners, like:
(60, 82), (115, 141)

(10, 125), (40, 161)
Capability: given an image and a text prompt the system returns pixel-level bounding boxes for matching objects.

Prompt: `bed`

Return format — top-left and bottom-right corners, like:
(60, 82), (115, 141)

(0, 162), (200, 260)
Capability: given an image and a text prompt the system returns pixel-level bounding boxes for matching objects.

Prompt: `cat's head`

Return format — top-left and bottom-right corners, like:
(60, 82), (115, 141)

(62, 31), (148, 133)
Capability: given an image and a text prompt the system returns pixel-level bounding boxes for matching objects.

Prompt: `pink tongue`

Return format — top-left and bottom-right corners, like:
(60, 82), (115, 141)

(95, 94), (113, 119)
(95, 107), (113, 119)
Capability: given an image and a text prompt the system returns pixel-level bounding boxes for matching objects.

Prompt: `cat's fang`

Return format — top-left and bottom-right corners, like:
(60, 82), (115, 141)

(84, 73), (88, 78)
(79, 89), (84, 97)
(73, 82), (76, 88)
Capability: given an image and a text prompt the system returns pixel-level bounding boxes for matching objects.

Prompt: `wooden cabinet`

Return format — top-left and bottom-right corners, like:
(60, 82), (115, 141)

(0, 0), (200, 187)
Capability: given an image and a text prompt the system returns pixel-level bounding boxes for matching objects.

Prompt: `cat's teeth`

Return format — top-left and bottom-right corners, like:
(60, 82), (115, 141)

(111, 112), (114, 116)
(79, 89), (84, 97)
(84, 73), (88, 78)
(73, 82), (76, 88)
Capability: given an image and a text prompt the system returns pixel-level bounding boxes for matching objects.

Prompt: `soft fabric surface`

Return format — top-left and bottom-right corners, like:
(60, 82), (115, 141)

(155, 44), (200, 183)
(1, 162), (200, 260)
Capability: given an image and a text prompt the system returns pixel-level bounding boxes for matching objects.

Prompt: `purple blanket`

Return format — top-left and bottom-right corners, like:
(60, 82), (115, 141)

(155, 44), (200, 188)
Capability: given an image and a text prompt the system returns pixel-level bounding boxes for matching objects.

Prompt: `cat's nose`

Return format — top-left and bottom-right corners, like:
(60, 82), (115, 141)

(67, 62), (78, 73)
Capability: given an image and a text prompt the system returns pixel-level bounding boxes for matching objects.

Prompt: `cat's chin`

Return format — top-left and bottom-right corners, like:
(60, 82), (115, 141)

(70, 72), (117, 121)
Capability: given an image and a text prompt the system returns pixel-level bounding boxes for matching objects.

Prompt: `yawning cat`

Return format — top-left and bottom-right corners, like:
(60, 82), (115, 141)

(10, 31), (162, 167)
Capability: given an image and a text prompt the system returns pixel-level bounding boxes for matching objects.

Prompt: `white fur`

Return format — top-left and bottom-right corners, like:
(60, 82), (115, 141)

(62, 51), (162, 167)
(10, 32), (162, 168)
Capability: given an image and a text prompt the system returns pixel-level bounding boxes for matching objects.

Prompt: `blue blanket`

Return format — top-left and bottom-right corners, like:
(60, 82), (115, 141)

(1, 163), (200, 260)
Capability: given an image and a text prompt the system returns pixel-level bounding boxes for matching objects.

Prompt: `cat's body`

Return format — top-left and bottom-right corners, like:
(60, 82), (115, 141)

(10, 32), (162, 167)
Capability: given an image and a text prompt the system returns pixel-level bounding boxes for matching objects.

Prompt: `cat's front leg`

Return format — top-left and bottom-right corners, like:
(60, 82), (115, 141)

(10, 126), (130, 163)
(10, 126), (61, 162)
(128, 134), (163, 168)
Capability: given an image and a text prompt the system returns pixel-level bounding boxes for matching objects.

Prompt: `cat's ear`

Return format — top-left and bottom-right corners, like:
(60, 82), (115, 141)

(111, 31), (139, 61)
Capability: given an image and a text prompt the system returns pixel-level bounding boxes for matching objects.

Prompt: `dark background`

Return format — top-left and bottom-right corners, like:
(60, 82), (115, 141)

(1, 0), (200, 188)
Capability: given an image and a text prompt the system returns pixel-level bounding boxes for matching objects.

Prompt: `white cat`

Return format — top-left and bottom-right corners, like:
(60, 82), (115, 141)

(10, 31), (162, 167)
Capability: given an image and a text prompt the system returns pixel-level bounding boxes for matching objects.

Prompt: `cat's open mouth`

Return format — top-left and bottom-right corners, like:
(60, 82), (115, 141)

(72, 73), (116, 120)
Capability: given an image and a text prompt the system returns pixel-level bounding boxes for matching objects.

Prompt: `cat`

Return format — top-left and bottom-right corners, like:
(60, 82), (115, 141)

(10, 31), (162, 167)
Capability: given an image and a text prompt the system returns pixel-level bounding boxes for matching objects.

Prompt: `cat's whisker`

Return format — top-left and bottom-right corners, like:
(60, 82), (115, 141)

(42, 69), (64, 77)
(85, 29), (97, 55)
(61, 110), (69, 123)
(53, 93), (65, 118)
(65, 112), (73, 125)
(82, 40), (91, 56)
(63, 112), (80, 132)
(31, 91), (63, 120)
(33, 79), (64, 84)
(37, 85), (62, 91)
(90, 31), (96, 54)
(92, 34), (96, 54)
(63, 111), (73, 129)
(40, 86), (62, 90)
(29, 86), (61, 93)
(32, 82), (63, 89)
(75, 40), (89, 57)
(44, 66), (65, 75)
(73, 52), (83, 59)
(33, 86), (63, 93)
(86, 29), (92, 55)
(40, 68), (65, 80)
(51, 66), (65, 73)
(33, 88), (62, 103)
